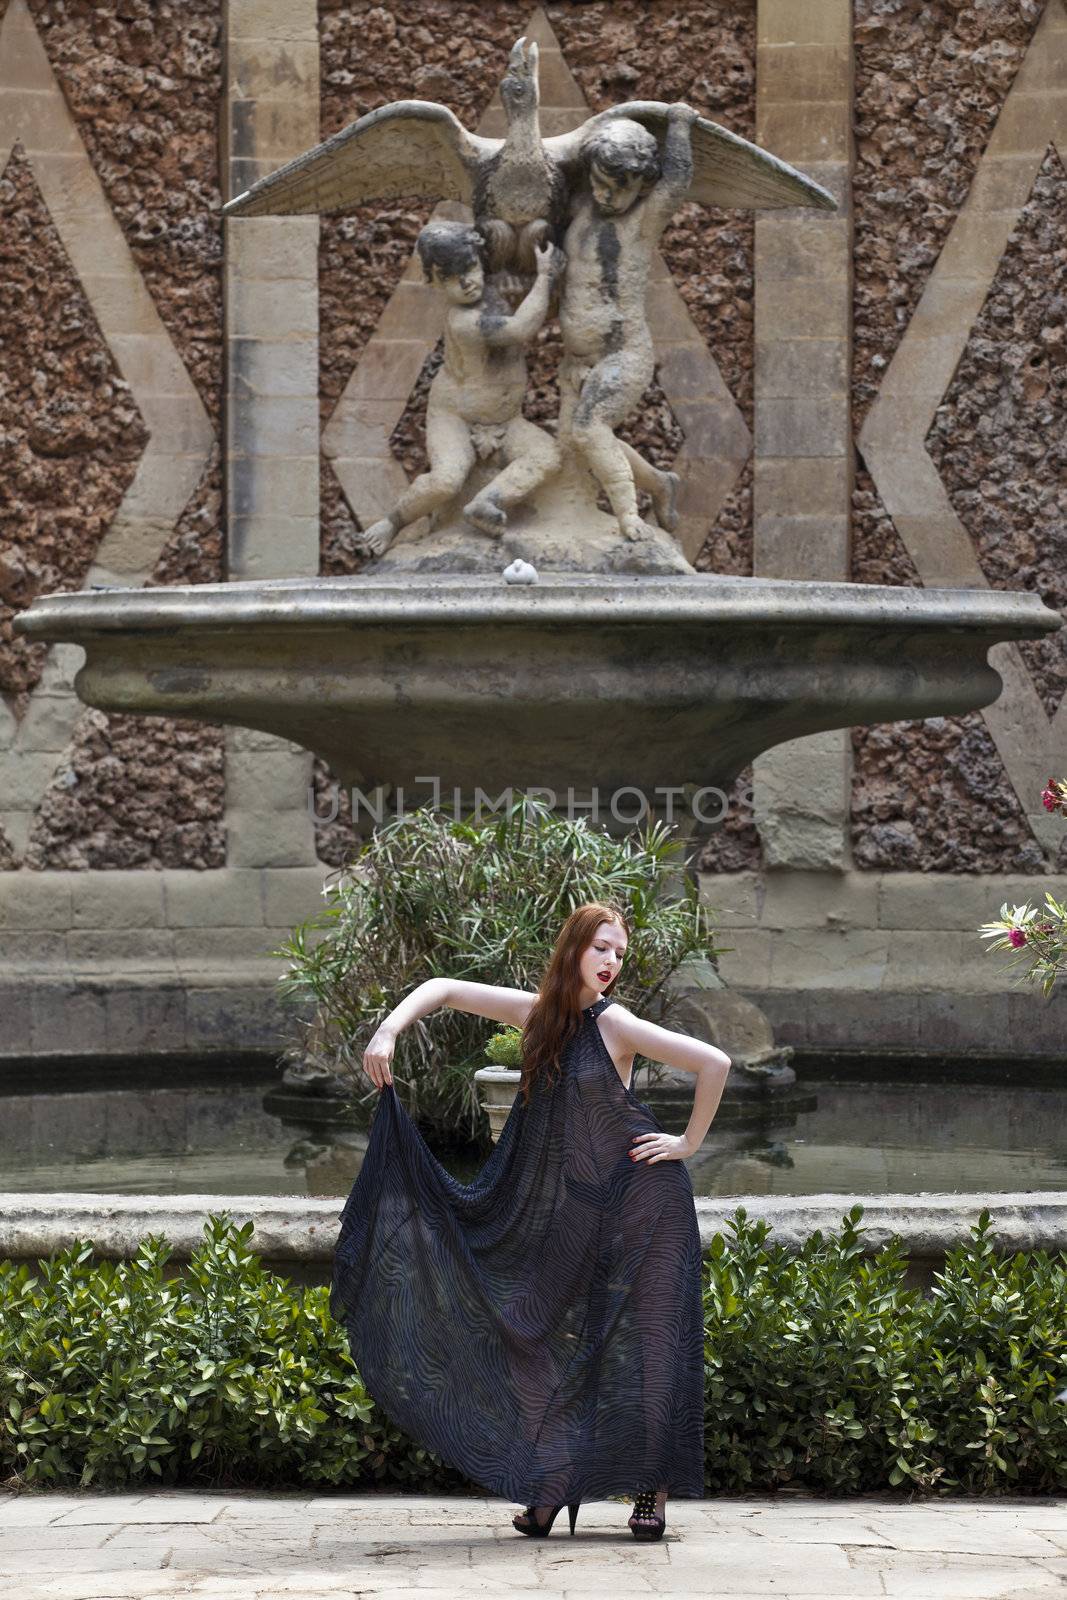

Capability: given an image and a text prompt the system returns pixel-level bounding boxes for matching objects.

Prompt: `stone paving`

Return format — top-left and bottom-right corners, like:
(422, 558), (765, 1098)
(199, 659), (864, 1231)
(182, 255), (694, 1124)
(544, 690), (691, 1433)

(2, 1489), (1067, 1599)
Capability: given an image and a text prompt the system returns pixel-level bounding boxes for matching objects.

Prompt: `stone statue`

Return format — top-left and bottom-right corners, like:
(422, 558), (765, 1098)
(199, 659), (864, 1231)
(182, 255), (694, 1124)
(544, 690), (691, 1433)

(357, 221), (565, 558)
(557, 106), (698, 544)
(223, 36), (836, 573)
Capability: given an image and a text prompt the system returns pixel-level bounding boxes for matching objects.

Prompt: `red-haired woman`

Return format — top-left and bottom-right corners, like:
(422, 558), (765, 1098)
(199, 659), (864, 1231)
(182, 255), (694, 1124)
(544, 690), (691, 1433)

(330, 901), (732, 1542)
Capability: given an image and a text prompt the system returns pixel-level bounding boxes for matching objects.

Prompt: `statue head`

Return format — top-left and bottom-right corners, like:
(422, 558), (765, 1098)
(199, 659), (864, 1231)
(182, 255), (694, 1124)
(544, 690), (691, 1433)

(500, 35), (540, 121)
(581, 118), (661, 216)
(416, 220), (487, 305)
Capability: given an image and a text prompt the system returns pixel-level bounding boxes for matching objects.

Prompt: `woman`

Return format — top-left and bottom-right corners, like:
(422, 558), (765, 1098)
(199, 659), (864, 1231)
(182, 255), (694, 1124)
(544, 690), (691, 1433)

(329, 901), (732, 1541)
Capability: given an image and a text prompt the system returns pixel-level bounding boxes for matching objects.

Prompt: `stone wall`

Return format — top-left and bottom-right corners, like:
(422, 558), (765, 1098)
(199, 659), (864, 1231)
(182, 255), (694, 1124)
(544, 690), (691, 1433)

(0, 0), (224, 871)
(0, 0), (1065, 1060)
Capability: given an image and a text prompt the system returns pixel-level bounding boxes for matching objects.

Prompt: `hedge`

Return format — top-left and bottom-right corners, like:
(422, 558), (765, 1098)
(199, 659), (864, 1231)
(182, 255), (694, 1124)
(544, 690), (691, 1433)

(2, 1206), (1064, 1494)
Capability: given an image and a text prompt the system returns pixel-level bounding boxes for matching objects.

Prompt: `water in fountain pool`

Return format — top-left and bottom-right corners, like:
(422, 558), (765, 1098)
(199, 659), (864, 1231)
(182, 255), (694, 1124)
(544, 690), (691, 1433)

(1, 1054), (1064, 1199)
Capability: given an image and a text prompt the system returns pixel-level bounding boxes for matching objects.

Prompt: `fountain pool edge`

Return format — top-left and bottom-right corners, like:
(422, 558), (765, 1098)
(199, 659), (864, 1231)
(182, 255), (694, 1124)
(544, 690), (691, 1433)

(3, 1190), (1064, 1268)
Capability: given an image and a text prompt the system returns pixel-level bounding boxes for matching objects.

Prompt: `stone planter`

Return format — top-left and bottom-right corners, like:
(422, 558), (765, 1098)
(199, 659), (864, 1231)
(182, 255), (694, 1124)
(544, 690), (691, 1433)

(473, 1065), (522, 1143)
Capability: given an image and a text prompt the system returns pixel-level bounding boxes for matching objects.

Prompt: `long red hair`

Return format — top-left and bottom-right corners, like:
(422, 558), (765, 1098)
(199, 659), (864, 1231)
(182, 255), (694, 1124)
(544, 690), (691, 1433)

(519, 901), (630, 1107)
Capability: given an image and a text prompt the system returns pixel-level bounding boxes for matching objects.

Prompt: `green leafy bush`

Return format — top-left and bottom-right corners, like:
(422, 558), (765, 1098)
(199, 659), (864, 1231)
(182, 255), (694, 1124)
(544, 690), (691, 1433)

(483, 1028), (524, 1068)
(270, 795), (725, 1139)
(2, 1208), (1065, 1495)
(704, 1203), (1067, 1495)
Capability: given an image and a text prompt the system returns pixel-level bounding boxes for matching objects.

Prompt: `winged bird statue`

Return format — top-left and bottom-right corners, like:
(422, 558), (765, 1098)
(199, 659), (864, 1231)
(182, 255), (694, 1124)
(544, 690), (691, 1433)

(222, 36), (837, 249)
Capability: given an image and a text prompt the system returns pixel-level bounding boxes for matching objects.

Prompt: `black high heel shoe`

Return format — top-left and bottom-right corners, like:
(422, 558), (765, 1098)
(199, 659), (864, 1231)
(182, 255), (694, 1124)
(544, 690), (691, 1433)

(512, 1501), (580, 1537)
(628, 1488), (666, 1541)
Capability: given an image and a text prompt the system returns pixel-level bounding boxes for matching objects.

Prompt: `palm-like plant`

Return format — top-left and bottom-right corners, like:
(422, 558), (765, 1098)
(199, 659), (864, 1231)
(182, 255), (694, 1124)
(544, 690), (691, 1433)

(271, 796), (725, 1139)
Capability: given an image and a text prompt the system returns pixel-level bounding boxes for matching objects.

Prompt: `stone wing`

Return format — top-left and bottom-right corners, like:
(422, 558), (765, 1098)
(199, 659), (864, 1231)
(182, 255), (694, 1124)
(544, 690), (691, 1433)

(223, 101), (496, 217)
(545, 102), (837, 212)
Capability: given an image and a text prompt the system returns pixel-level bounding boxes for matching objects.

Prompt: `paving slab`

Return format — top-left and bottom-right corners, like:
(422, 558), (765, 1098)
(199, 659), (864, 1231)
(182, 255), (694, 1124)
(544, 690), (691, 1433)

(0, 1490), (1065, 1599)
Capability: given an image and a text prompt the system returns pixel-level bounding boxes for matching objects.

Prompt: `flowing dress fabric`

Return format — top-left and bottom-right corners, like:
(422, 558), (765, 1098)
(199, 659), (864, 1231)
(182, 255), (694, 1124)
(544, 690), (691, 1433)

(329, 997), (706, 1504)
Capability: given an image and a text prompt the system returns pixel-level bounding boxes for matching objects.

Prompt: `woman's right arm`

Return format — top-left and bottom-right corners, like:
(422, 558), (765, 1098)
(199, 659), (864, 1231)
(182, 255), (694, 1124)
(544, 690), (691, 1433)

(363, 978), (538, 1088)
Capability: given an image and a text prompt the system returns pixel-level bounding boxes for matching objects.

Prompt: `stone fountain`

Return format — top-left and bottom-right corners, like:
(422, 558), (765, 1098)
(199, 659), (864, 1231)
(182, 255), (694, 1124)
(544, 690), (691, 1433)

(14, 39), (1061, 1138)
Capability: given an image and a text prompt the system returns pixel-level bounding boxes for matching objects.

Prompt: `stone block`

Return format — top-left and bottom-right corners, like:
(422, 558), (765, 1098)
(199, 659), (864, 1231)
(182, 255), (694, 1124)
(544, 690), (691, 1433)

(755, 338), (847, 398)
(712, 929), (775, 989)
(261, 867), (331, 928)
(227, 749), (313, 811)
(226, 809), (318, 869)
(65, 929), (177, 971)
(228, 97), (319, 161)
(755, 455), (850, 519)
(696, 871), (762, 928)
(769, 927), (890, 989)
(755, 277), (846, 339)
(228, 39), (319, 100)
(163, 869), (264, 928)
(915, 991), (1013, 1054)
(757, 42), (850, 101)
(225, 278), (318, 340)
(656, 340), (733, 405)
(224, 218), (318, 284)
(876, 874), (1005, 931)
(0, 983), (33, 1053)
(801, 990), (923, 1051)
(326, 454), (409, 527)
(70, 872), (164, 930)
(30, 984), (107, 1055)
(761, 870), (878, 931)
(227, 453), (320, 519)
(990, 92), (1059, 157)
(891, 513), (984, 585)
(756, 99), (850, 163)
(754, 214), (849, 280)
(672, 398), (751, 461)
(375, 279), (447, 343)
(2, 750), (75, 811)
(229, 395), (319, 457)
(755, 396), (849, 458)
(967, 152), (1048, 213)
(105, 332), (190, 396)
(105, 986), (187, 1053)
(754, 513), (849, 580)
(133, 393), (214, 455)
(884, 930), (973, 994)
(10, 696), (77, 756)
(340, 339), (436, 404)
(646, 279), (705, 342)
(320, 397), (404, 462)
(871, 332), (970, 415)
(175, 924), (290, 960)
(227, 515), (320, 579)
(0, 872), (74, 929)
(78, 271), (160, 334)
(757, 0), (850, 47)
(184, 983), (290, 1051)
(230, 337), (319, 400)
(227, 0), (318, 44)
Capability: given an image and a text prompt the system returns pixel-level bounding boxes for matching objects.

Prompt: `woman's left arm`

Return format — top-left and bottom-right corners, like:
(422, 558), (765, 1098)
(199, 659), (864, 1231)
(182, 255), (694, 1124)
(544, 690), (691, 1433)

(603, 1004), (732, 1161)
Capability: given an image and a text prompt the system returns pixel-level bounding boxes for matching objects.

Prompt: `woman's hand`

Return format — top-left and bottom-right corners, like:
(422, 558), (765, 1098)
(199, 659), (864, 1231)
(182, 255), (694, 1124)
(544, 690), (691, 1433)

(628, 1132), (694, 1164)
(363, 1025), (397, 1089)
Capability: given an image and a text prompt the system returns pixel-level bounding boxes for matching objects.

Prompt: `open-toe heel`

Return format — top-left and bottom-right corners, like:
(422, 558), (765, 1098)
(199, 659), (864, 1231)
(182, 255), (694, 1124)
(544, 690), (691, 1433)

(513, 1500), (581, 1537)
(628, 1488), (666, 1541)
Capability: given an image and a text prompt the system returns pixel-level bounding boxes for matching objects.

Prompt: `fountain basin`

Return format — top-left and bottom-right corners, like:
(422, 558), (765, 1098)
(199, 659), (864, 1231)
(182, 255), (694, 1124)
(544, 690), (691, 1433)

(13, 573), (1060, 794)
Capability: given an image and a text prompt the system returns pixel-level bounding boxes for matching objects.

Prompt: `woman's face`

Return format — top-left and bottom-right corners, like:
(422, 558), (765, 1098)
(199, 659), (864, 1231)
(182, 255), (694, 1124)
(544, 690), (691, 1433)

(580, 920), (628, 996)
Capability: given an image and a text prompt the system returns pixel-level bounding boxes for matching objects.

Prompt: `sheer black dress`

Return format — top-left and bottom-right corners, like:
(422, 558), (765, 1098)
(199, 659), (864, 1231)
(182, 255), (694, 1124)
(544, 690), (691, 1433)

(329, 995), (706, 1504)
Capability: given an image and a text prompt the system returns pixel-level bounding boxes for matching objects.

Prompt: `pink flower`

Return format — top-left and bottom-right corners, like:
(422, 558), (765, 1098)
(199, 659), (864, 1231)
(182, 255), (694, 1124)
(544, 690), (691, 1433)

(1042, 782), (1058, 813)
(1008, 928), (1027, 949)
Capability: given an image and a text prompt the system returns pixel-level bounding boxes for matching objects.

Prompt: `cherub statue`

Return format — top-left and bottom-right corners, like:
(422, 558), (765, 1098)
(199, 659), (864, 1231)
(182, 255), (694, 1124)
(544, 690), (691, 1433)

(356, 220), (564, 558)
(556, 106), (697, 543)
(222, 39), (836, 567)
